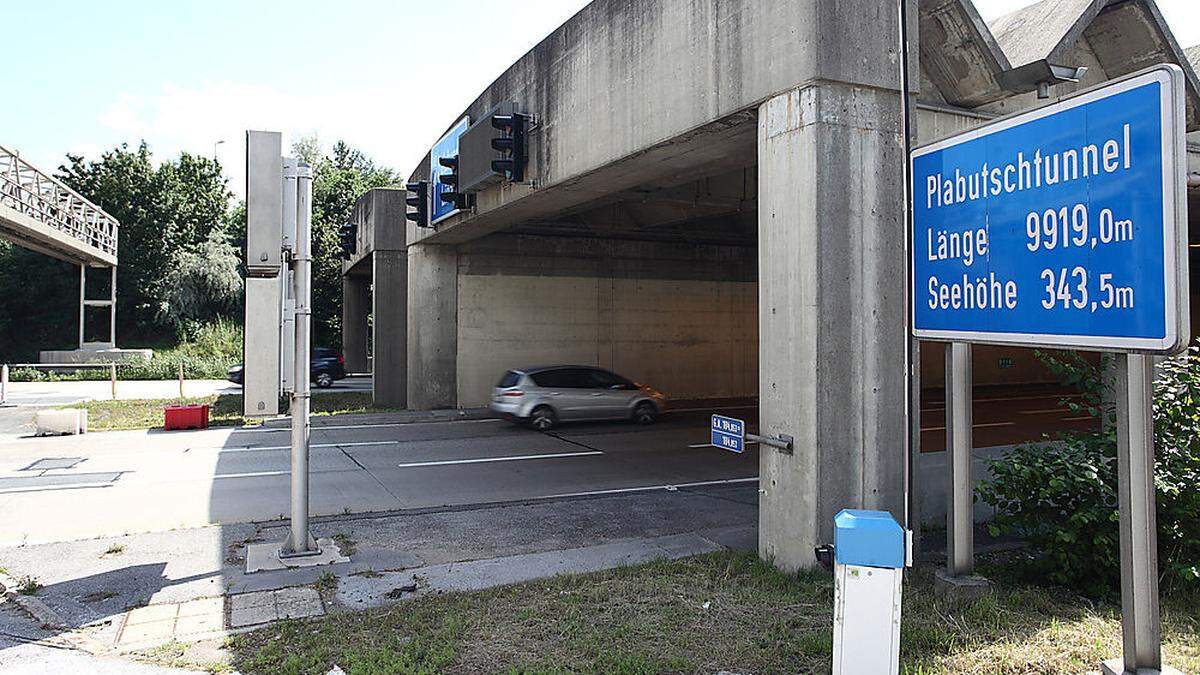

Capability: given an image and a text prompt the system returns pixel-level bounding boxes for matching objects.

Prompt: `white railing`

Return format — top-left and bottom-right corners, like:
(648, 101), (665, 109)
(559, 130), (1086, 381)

(0, 144), (119, 258)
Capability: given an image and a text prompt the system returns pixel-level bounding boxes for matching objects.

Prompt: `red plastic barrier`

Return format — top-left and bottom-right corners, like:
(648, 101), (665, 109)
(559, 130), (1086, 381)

(164, 404), (209, 431)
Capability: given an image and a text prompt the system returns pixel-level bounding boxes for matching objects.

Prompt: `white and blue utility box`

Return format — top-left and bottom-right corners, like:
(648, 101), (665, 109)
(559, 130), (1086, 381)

(832, 509), (905, 675)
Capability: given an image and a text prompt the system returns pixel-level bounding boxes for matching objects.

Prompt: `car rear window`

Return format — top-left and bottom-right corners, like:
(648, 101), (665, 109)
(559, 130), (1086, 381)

(497, 371), (521, 388)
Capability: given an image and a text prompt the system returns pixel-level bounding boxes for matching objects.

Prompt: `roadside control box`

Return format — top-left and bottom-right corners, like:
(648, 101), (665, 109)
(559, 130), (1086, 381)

(831, 509), (905, 675)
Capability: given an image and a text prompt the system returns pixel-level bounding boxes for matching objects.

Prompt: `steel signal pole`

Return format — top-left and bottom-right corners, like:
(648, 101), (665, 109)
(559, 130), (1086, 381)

(283, 162), (318, 558)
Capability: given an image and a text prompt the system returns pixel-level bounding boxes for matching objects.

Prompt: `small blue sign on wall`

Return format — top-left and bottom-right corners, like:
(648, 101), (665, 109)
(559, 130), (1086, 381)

(711, 414), (745, 453)
(430, 116), (470, 226)
(911, 66), (1188, 354)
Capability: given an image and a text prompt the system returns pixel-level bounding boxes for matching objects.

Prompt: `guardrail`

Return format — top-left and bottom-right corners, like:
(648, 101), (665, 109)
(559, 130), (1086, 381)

(0, 144), (119, 258)
(2, 361), (189, 401)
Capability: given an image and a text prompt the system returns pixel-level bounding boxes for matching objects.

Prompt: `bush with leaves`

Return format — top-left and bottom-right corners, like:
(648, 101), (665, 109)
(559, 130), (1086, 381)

(977, 347), (1200, 595)
(154, 232), (243, 335)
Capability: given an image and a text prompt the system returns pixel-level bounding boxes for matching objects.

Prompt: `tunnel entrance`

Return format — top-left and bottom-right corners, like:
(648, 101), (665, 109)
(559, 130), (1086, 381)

(454, 164), (759, 410)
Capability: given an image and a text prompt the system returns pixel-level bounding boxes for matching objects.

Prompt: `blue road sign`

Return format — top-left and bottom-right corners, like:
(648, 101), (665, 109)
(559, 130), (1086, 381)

(430, 116), (471, 226)
(911, 67), (1188, 353)
(711, 414), (745, 453)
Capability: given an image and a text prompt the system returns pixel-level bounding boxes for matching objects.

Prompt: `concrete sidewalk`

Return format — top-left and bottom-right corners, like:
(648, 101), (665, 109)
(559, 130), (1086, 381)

(0, 482), (756, 665)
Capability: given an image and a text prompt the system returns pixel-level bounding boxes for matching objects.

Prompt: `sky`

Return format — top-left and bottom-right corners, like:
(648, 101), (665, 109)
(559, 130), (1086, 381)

(3, 0), (1198, 200)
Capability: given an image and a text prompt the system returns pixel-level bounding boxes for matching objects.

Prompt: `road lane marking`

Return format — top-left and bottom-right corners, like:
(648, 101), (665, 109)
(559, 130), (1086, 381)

(538, 476), (759, 500)
(397, 451), (603, 468)
(215, 440), (405, 453)
(210, 468), (360, 480)
(230, 418), (505, 433)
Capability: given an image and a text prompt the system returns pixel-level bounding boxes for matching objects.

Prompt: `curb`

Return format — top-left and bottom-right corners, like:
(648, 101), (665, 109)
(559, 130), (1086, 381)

(0, 570), (109, 654)
(262, 407), (494, 429)
(0, 569), (70, 630)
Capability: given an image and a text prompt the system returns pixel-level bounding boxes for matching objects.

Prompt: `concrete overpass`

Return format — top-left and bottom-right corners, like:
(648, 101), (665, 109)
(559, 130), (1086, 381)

(345, 0), (1200, 571)
(0, 145), (125, 354)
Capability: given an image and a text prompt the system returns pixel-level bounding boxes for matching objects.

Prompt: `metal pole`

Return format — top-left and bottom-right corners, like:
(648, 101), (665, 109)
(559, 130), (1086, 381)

(1112, 353), (1162, 672)
(945, 343), (973, 576)
(178, 360), (184, 398)
(283, 162), (317, 557)
(1, 364), (8, 406)
(897, 0), (918, 548)
(110, 362), (117, 400)
(109, 266), (117, 346)
(78, 265), (86, 348)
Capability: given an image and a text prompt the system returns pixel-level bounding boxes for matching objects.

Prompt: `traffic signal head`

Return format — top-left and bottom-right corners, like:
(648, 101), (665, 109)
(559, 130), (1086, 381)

(338, 222), (356, 260)
(405, 181), (430, 228)
(490, 113), (528, 182)
(437, 155), (467, 209)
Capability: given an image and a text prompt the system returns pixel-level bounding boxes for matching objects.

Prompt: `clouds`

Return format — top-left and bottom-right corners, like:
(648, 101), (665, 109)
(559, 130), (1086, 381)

(92, 79), (448, 199)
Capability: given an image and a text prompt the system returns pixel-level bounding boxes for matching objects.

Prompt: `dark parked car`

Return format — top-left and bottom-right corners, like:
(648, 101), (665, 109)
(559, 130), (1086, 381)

(227, 347), (346, 388)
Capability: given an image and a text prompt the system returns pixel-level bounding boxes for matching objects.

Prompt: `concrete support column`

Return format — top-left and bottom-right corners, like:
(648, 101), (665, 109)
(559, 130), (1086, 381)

(341, 275), (370, 374)
(373, 251), (408, 408)
(757, 81), (908, 571)
(406, 243), (458, 409)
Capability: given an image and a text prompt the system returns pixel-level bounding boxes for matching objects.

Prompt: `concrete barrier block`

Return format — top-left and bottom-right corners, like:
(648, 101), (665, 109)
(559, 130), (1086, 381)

(34, 409), (88, 436)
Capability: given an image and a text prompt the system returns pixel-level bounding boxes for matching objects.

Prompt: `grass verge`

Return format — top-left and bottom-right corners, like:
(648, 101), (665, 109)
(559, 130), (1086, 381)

(65, 392), (403, 431)
(217, 551), (1199, 675)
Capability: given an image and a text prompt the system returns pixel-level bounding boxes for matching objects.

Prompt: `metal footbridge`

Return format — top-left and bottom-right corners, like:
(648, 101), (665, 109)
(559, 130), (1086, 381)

(0, 144), (119, 265)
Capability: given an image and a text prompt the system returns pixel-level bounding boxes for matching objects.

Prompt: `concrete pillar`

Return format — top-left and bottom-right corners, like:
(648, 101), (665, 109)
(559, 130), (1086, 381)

(406, 243), (458, 409)
(373, 251), (408, 407)
(757, 80), (908, 571)
(342, 275), (370, 374)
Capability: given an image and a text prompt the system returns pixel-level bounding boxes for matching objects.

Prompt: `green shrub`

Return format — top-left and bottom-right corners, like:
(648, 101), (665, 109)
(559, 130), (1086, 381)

(7, 319), (242, 382)
(977, 347), (1200, 595)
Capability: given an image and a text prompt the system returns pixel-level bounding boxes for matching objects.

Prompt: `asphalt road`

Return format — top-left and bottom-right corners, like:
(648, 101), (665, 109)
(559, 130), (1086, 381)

(0, 381), (1094, 547)
(0, 404), (760, 546)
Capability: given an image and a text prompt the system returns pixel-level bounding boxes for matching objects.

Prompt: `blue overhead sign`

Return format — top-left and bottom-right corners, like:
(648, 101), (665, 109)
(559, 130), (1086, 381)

(711, 414), (745, 453)
(911, 67), (1188, 353)
(430, 116), (470, 226)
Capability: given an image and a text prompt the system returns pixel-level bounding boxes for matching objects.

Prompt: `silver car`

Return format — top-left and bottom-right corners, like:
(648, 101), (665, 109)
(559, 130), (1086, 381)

(490, 365), (667, 431)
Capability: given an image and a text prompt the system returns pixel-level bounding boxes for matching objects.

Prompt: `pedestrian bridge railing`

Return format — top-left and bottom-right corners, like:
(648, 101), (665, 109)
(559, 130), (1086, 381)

(0, 144), (119, 260)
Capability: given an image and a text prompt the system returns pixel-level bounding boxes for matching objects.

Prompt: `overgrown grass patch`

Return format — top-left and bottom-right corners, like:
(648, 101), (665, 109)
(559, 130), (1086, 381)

(66, 392), (402, 431)
(220, 550), (1200, 674)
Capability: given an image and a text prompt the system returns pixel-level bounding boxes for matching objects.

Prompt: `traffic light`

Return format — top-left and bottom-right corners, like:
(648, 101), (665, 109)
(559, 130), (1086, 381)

(338, 222), (356, 260)
(438, 155), (467, 210)
(490, 113), (529, 182)
(405, 181), (429, 228)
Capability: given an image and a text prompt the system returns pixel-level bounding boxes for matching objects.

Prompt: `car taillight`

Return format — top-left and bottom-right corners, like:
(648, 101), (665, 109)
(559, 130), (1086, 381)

(502, 391), (524, 397)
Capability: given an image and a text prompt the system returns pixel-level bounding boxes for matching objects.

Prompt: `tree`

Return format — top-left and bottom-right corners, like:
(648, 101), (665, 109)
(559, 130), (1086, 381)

(0, 240), (79, 361)
(154, 230), (243, 335)
(294, 137), (398, 347)
(56, 143), (234, 344)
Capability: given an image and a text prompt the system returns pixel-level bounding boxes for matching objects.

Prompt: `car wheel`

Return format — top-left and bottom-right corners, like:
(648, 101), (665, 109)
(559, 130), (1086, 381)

(633, 401), (658, 425)
(530, 406), (557, 432)
(316, 372), (333, 388)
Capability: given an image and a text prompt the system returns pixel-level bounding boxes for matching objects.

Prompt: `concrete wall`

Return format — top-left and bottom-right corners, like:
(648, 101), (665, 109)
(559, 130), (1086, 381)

(454, 233), (757, 407)
(412, 0), (915, 245)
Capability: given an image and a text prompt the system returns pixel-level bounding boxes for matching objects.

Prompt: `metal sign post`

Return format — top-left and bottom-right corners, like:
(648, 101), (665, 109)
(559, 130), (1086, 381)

(241, 133), (346, 573)
(944, 342), (973, 577)
(909, 66), (1188, 675)
(1110, 353), (1163, 674)
(283, 162), (318, 558)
